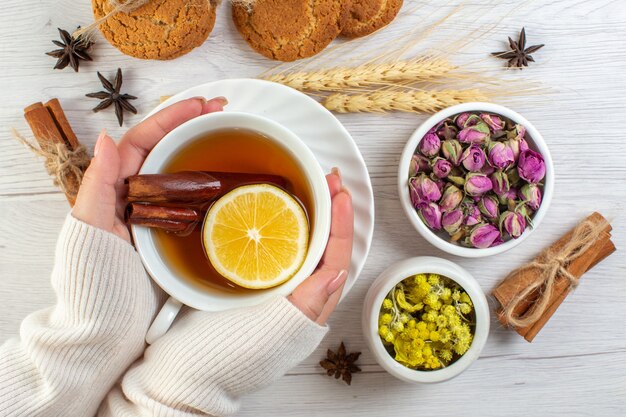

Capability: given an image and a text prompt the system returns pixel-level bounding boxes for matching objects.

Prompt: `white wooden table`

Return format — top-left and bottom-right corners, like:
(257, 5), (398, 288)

(1, 1), (625, 415)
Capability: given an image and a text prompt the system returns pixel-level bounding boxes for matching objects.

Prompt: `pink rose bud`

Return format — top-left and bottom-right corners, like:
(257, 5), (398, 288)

(464, 173), (493, 196)
(442, 139), (463, 166)
(419, 130), (441, 157)
(481, 164), (495, 176)
(437, 122), (459, 140)
(480, 113), (504, 132)
(490, 170), (510, 196)
(463, 202), (482, 226)
(512, 124), (526, 141)
(432, 158), (453, 178)
(419, 202), (443, 230)
(458, 122), (490, 144)
(455, 112), (472, 128)
(442, 209), (464, 235)
(469, 223), (501, 249)
(518, 149), (546, 183)
(439, 184), (463, 212)
(519, 183), (542, 211)
(409, 154), (431, 177)
(498, 186), (518, 206)
(478, 195), (500, 220)
(461, 145), (486, 172)
(500, 210), (526, 238)
(488, 141), (515, 170)
(409, 174), (442, 209)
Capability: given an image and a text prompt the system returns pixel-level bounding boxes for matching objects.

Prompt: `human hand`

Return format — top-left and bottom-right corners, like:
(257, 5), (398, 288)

(288, 170), (354, 324)
(72, 97), (227, 241)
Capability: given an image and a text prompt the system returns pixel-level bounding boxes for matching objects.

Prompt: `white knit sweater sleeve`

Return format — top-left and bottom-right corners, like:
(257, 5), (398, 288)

(99, 297), (328, 417)
(0, 215), (160, 417)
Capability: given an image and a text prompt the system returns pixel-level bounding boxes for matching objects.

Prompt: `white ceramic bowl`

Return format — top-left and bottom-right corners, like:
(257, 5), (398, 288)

(362, 257), (490, 383)
(398, 102), (554, 258)
(134, 112), (332, 342)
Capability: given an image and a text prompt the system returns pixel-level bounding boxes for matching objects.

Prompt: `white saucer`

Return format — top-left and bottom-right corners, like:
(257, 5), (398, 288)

(147, 78), (374, 297)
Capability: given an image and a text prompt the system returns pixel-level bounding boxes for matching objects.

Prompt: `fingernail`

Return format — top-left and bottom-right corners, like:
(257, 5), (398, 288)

(327, 270), (347, 295)
(94, 129), (107, 157)
(212, 96), (228, 106)
(191, 96), (208, 104)
(340, 185), (352, 198)
(331, 167), (341, 178)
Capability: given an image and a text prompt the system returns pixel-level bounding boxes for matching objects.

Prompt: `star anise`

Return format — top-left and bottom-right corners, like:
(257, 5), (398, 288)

(319, 342), (361, 385)
(46, 28), (93, 72)
(492, 27), (544, 69)
(86, 68), (138, 126)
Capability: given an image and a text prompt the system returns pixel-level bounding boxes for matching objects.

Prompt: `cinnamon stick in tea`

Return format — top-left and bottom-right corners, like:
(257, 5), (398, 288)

(126, 171), (288, 205)
(125, 203), (203, 235)
(493, 212), (615, 342)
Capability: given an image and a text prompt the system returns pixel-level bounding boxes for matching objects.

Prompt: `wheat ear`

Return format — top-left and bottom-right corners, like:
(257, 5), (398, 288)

(264, 57), (458, 92)
(323, 89), (491, 114)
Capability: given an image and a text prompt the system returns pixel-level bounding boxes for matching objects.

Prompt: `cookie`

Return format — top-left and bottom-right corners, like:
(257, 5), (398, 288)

(92, 0), (216, 60)
(232, 0), (342, 62)
(340, 0), (403, 38)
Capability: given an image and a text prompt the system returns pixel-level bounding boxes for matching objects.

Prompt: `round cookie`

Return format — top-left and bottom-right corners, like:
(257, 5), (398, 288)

(340, 0), (403, 38)
(92, 0), (216, 60)
(232, 0), (342, 62)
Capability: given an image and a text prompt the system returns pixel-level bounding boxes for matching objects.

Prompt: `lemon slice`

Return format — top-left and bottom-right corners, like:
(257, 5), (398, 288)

(202, 184), (309, 289)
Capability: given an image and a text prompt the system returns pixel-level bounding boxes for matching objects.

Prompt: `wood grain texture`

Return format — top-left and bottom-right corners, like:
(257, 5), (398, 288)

(0, 0), (625, 415)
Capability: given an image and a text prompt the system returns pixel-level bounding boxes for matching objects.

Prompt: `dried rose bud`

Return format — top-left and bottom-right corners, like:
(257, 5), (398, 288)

(490, 170), (510, 196)
(454, 112), (471, 128)
(518, 149), (546, 183)
(519, 183), (542, 211)
(463, 202), (482, 226)
(409, 174), (441, 209)
(469, 223), (501, 249)
(409, 154), (431, 177)
(480, 113), (504, 132)
(442, 209), (464, 235)
(432, 158), (453, 179)
(481, 164), (495, 176)
(508, 124), (526, 141)
(442, 139), (463, 166)
(464, 173), (493, 196)
(419, 129), (441, 157)
(458, 121), (490, 144)
(440, 184), (463, 212)
(506, 166), (521, 186)
(488, 141), (515, 170)
(461, 145), (486, 172)
(419, 202), (443, 230)
(437, 122), (459, 140)
(478, 195), (500, 220)
(500, 210), (526, 238)
(498, 186), (518, 206)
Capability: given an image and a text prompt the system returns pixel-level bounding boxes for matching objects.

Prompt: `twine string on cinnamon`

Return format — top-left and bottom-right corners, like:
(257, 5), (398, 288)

(73, 0), (152, 40)
(12, 129), (90, 199)
(502, 218), (609, 328)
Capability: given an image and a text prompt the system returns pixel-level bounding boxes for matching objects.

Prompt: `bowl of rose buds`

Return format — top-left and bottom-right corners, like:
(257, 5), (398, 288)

(398, 103), (554, 257)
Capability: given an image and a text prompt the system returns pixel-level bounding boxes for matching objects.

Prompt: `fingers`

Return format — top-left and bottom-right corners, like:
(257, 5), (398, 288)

(289, 173), (355, 324)
(326, 169), (342, 198)
(118, 97), (227, 179)
(288, 269), (348, 324)
(72, 130), (125, 238)
(318, 190), (354, 274)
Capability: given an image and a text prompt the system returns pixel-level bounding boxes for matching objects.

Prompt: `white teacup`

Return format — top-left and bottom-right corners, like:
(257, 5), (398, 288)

(133, 112), (332, 344)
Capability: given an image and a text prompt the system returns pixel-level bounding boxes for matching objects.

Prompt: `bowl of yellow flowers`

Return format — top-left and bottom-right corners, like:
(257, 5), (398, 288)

(362, 257), (489, 383)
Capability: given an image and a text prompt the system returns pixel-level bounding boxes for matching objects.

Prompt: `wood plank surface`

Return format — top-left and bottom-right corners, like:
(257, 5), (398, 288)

(0, 1), (625, 416)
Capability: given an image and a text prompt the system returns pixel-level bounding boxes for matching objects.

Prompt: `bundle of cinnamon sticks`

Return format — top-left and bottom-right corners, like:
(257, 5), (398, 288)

(21, 99), (90, 206)
(125, 171), (287, 235)
(493, 212), (615, 342)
